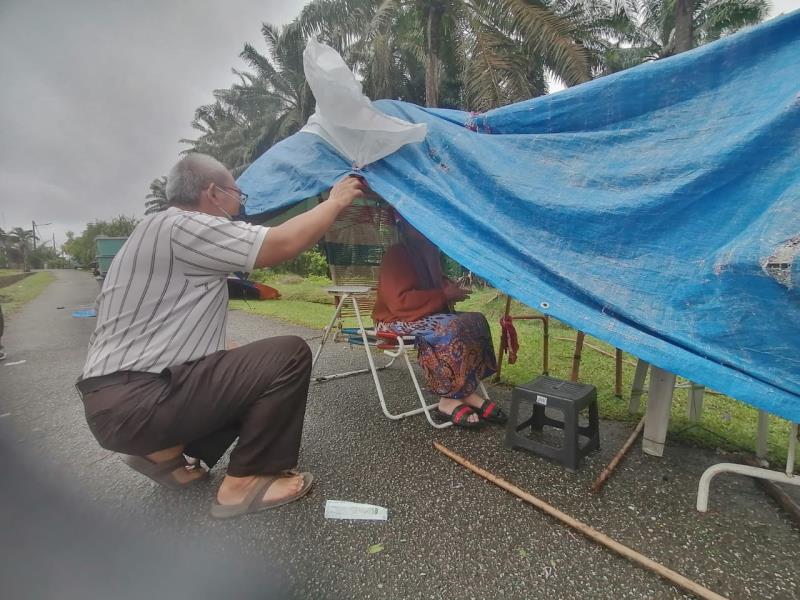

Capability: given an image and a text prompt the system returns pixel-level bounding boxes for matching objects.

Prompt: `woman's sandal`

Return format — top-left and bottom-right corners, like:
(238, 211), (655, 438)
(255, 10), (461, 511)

(477, 399), (508, 424)
(121, 454), (209, 490)
(209, 471), (315, 519)
(436, 403), (484, 429)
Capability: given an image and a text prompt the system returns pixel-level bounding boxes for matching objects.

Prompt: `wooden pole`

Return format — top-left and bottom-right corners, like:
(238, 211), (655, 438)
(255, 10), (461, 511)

(554, 337), (637, 367)
(590, 416), (646, 494)
(615, 348), (623, 397)
(433, 442), (729, 600)
(570, 331), (585, 382)
(542, 316), (549, 375)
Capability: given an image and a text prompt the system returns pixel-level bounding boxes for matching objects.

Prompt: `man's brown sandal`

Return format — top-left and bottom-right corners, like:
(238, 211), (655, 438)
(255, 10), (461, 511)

(209, 471), (315, 519)
(121, 454), (208, 490)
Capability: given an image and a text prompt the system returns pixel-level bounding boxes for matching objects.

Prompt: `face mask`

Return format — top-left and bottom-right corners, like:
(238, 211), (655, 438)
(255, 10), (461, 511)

(209, 195), (236, 221)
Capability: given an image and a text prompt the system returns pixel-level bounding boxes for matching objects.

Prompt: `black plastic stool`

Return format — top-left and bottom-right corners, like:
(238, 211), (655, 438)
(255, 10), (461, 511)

(505, 375), (600, 472)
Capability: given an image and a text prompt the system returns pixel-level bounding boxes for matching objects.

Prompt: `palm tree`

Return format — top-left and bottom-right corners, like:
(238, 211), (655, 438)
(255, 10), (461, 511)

(8, 227), (35, 271)
(144, 176), (169, 215)
(182, 22), (312, 175)
(594, 0), (769, 73)
(0, 227), (9, 268)
(298, 0), (593, 110)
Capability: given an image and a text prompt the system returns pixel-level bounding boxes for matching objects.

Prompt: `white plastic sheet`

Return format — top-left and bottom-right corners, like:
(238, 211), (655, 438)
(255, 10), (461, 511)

(301, 38), (427, 168)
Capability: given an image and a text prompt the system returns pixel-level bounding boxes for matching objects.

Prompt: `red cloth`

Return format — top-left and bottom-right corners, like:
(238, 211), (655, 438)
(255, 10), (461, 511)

(372, 245), (448, 323)
(499, 315), (519, 364)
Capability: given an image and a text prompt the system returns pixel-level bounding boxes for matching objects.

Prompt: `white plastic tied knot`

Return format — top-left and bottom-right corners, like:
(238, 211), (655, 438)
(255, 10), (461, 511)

(301, 38), (427, 168)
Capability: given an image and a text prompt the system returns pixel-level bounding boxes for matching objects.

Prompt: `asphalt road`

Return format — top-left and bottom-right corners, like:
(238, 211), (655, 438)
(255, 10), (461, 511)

(1, 269), (798, 600)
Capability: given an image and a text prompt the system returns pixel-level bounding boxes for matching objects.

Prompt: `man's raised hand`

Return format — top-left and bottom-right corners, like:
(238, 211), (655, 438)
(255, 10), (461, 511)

(328, 175), (369, 209)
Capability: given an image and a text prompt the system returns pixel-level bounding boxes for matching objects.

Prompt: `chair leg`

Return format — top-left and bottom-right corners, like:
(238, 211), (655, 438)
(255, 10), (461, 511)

(400, 351), (451, 429)
(687, 383), (705, 423)
(563, 406), (580, 472)
(629, 359), (649, 414)
(312, 293), (391, 383)
(642, 367), (676, 457)
(312, 292), (349, 370)
(350, 298), (444, 425)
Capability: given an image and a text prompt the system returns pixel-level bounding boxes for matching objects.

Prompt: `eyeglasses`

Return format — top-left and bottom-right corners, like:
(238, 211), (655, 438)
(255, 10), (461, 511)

(214, 184), (249, 207)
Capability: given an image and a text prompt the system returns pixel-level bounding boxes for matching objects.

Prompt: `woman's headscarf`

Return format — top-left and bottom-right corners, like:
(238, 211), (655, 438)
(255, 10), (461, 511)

(397, 216), (444, 290)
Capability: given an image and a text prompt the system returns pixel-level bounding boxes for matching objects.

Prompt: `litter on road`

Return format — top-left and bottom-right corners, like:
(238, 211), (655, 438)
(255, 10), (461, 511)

(324, 500), (388, 521)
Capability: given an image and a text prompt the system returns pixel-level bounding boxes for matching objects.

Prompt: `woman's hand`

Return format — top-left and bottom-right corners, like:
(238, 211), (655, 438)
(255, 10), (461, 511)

(443, 280), (470, 303)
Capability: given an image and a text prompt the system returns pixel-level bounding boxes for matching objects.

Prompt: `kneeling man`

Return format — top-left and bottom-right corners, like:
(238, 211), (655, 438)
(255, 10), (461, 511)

(77, 153), (366, 518)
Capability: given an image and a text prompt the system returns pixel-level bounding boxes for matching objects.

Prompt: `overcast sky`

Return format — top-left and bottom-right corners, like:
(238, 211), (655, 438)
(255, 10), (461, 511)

(1, 0), (798, 251)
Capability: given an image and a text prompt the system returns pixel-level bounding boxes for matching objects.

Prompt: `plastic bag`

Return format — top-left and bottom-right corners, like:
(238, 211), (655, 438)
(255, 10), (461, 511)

(301, 38), (427, 168)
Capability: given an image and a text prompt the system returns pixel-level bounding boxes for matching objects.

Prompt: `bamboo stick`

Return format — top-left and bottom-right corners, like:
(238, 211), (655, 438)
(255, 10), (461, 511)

(615, 348), (623, 397)
(554, 337), (638, 368)
(590, 416), (646, 494)
(570, 331), (585, 381)
(433, 442), (729, 600)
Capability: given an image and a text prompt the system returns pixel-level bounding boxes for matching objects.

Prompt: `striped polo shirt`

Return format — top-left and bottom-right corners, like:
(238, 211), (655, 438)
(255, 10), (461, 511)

(80, 207), (269, 380)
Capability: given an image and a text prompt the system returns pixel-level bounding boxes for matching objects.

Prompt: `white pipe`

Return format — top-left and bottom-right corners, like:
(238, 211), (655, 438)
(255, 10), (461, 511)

(697, 423), (800, 512)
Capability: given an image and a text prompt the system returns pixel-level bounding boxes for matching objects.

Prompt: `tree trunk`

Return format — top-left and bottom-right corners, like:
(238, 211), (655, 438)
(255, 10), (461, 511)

(424, 6), (443, 108)
(674, 0), (694, 54)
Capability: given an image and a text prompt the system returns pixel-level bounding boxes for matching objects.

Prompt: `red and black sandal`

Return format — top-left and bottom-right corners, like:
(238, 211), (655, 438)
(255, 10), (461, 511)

(477, 399), (507, 424)
(436, 403), (484, 429)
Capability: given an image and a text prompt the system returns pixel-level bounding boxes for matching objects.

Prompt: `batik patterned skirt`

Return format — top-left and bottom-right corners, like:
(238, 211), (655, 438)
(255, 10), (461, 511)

(376, 312), (497, 399)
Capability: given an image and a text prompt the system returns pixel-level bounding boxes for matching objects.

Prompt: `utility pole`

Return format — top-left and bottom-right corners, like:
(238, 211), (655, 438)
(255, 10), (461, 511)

(31, 220), (52, 252)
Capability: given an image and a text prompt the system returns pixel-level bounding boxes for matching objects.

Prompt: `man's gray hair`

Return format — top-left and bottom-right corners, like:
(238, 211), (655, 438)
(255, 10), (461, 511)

(165, 153), (231, 206)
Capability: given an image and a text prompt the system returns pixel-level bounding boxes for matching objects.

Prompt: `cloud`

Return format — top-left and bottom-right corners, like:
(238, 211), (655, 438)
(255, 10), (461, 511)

(0, 0), (309, 246)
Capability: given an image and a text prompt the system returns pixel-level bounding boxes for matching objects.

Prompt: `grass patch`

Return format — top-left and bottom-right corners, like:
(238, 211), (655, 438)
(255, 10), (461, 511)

(230, 278), (796, 465)
(0, 269), (22, 277)
(0, 271), (55, 316)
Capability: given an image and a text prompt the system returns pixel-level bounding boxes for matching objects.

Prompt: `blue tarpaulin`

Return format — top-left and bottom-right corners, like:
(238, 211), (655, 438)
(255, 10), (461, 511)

(239, 12), (800, 422)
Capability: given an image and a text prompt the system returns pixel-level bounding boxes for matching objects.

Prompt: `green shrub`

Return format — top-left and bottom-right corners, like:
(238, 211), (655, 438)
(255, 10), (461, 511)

(251, 248), (329, 279)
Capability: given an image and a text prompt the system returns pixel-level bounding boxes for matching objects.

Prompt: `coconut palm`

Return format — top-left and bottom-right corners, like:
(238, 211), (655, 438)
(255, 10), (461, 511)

(7, 227), (35, 271)
(144, 176), (169, 215)
(0, 227), (10, 268)
(297, 0), (593, 110)
(594, 0), (769, 73)
(182, 22), (313, 175)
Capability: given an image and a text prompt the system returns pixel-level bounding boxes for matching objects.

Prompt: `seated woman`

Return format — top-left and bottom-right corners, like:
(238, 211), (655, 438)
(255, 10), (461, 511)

(372, 217), (505, 428)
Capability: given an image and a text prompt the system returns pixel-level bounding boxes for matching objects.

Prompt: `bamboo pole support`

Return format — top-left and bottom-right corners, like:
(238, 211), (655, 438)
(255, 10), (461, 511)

(433, 442), (728, 600)
(590, 416), (646, 494)
(570, 331), (585, 381)
(554, 337), (637, 368)
(615, 348), (623, 397)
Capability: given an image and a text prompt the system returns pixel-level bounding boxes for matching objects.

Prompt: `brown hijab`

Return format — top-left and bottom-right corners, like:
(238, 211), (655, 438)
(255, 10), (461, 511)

(398, 219), (444, 291)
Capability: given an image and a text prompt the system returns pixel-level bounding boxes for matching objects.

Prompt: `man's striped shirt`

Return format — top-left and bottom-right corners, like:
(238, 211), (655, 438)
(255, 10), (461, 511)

(81, 207), (268, 380)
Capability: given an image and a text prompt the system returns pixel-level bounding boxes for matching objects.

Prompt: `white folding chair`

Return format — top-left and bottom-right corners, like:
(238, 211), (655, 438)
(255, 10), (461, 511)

(310, 197), (489, 428)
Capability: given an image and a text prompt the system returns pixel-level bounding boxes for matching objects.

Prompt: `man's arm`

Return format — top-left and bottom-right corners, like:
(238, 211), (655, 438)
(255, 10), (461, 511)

(254, 176), (367, 269)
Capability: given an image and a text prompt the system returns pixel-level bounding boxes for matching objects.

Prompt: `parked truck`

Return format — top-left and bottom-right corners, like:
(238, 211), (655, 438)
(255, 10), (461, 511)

(94, 236), (128, 278)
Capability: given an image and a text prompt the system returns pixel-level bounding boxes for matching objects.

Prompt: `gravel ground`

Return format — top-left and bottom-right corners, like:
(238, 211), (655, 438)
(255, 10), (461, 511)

(1, 269), (798, 600)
